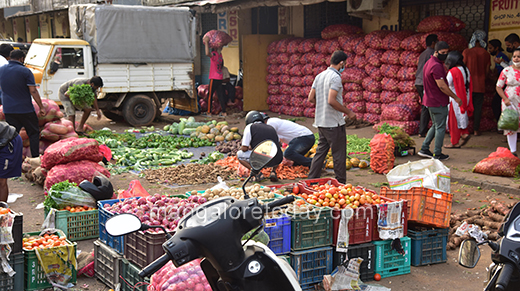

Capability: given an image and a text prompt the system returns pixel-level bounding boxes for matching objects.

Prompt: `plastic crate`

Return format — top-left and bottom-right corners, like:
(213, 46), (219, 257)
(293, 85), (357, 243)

(333, 242), (375, 282)
(332, 206), (373, 246)
(298, 178), (343, 192)
(301, 283), (319, 290)
(278, 255), (291, 265)
(380, 187), (452, 228)
(264, 215), (291, 255)
(372, 197), (409, 241)
(119, 258), (150, 291)
(373, 236), (411, 279)
(10, 213), (23, 254)
(94, 240), (123, 289)
(408, 227), (449, 266)
(44, 208), (99, 241)
(98, 198), (139, 254)
(0, 252), (24, 291)
(290, 246), (333, 285)
(290, 208), (333, 251)
(125, 230), (173, 269)
(24, 233), (77, 291)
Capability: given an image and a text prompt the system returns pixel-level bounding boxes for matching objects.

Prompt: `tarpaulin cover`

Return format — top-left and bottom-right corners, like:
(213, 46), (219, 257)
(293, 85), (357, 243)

(69, 4), (196, 64)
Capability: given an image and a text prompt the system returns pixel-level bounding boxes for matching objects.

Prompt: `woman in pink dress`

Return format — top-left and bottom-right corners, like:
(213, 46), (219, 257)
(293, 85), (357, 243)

(203, 36), (226, 116)
(496, 48), (520, 156)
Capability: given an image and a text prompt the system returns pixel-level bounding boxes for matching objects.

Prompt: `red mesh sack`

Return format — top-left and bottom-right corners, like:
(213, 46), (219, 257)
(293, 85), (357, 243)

(44, 160), (110, 190)
(355, 112), (364, 120)
(279, 105), (290, 115)
(288, 106), (305, 117)
(417, 16), (466, 33)
(291, 97), (306, 107)
(363, 113), (381, 124)
(266, 95), (276, 105)
(300, 52), (317, 65)
(304, 108), (315, 118)
(38, 99), (64, 127)
(203, 30), (233, 48)
(277, 53), (290, 64)
(266, 54), (278, 64)
(279, 75), (291, 85)
(342, 68), (367, 84)
(313, 65), (328, 76)
(289, 65), (304, 76)
(380, 91), (400, 104)
(363, 92), (381, 103)
(366, 48), (384, 67)
(345, 91), (364, 102)
(365, 65), (383, 81)
(41, 137), (103, 170)
(290, 77), (303, 87)
(298, 38), (319, 53)
(473, 154), (520, 177)
(326, 39), (341, 53)
(267, 41), (278, 54)
(398, 80), (417, 93)
(302, 75), (314, 86)
(397, 92), (421, 104)
(421, 32), (468, 52)
(347, 101), (366, 113)
(380, 64), (401, 79)
(364, 30), (393, 50)
(381, 77), (400, 92)
(362, 77), (383, 93)
(313, 53), (329, 66)
(366, 102), (383, 114)
(370, 133), (395, 174)
(288, 38), (304, 53)
(397, 66), (417, 81)
(303, 98), (315, 108)
(353, 54), (368, 69)
(280, 95), (292, 106)
(280, 84), (291, 94)
(373, 120), (420, 135)
(267, 85), (280, 95)
(339, 35), (363, 51)
(400, 33), (427, 52)
(291, 87), (304, 97)
(344, 36), (364, 53)
(353, 38), (369, 55)
(269, 104), (282, 113)
(381, 50), (402, 65)
(345, 55), (355, 68)
(399, 51), (420, 67)
(267, 64), (280, 75)
(314, 39), (328, 54)
(279, 64), (291, 75)
(289, 54), (302, 65)
(382, 30), (416, 50)
(343, 83), (363, 91)
(148, 260), (212, 291)
(276, 38), (292, 53)
(266, 74), (279, 85)
(381, 103), (415, 121)
(322, 24), (363, 39)
(303, 64), (314, 75)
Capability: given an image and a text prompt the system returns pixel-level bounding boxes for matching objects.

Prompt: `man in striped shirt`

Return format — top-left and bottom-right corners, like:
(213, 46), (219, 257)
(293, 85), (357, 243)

(307, 50), (356, 184)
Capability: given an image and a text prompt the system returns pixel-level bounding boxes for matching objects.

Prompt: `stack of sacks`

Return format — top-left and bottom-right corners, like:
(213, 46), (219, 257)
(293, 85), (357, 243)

(417, 16), (468, 52)
(197, 84), (243, 114)
(341, 33), (367, 120)
(41, 137), (110, 190)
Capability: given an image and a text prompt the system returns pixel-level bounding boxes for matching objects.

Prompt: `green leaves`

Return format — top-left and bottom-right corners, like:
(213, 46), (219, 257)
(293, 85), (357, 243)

(68, 84), (96, 108)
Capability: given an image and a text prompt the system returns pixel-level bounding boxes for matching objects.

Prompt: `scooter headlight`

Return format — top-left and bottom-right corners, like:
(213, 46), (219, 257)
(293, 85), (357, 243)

(184, 200), (232, 229)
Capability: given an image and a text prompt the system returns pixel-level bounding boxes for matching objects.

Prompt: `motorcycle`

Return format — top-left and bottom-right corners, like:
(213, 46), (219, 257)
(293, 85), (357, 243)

(105, 140), (302, 291)
(458, 201), (520, 291)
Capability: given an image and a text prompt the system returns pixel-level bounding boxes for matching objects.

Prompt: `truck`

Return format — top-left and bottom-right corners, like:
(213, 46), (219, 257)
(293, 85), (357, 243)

(24, 4), (198, 126)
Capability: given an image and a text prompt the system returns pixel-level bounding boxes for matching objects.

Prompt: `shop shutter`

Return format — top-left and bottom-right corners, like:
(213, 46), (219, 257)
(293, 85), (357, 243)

(304, 1), (362, 38)
(200, 13), (218, 85)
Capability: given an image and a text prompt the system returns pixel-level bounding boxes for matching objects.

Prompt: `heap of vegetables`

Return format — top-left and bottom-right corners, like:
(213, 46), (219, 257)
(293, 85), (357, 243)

(67, 84), (95, 108)
(306, 134), (370, 170)
(376, 123), (415, 152)
(43, 181), (97, 211)
(165, 117), (241, 142)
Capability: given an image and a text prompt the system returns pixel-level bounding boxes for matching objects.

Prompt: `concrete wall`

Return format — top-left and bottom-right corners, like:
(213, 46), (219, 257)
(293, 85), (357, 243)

(39, 14), (52, 38)
(290, 5), (304, 37)
(362, 0), (400, 33)
(12, 17), (25, 42)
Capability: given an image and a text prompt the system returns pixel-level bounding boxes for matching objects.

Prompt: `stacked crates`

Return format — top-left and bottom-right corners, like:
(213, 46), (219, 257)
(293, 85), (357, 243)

(0, 213), (23, 291)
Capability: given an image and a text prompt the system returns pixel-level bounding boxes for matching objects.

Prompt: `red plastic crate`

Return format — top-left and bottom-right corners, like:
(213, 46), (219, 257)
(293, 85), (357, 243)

(372, 197), (408, 241)
(332, 205), (374, 246)
(266, 183), (308, 195)
(298, 178), (344, 192)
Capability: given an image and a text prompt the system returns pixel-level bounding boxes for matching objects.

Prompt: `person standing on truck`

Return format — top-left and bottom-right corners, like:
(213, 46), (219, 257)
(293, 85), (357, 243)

(58, 77), (103, 135)
(203, 36), (226, 117)
(0, 50), (45, 158)
(0, 44), (14, 106)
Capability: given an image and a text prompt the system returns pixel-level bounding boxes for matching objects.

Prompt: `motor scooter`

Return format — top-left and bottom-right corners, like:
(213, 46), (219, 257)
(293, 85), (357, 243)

(106, 140), (302, 291)
(459, 201), (520, 291)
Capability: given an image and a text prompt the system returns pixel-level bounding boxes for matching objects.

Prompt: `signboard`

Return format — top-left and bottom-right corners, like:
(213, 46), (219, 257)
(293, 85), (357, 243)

(490, 0), (520, 31)
(217, 11), (239, 48)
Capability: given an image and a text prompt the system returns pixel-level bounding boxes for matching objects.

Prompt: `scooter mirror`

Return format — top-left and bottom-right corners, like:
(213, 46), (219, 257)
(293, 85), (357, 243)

(250, 140), (278, 172)
(458, 239), (481, 268)
(106, 213), (142, 236)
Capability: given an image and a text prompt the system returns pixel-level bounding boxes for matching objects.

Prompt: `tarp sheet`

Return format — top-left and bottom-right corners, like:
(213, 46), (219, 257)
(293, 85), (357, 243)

(69, 4), (196, 64)
(177, 0), (343, 13)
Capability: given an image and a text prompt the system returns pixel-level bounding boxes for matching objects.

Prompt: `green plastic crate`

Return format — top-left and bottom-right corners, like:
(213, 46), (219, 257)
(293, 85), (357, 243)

(24, 233), (77, 291)
(290, 208), (333, 251)
(374, 236), (411, 279)
(119, 258), (150, 291)
(44, 208), (99, 241)
(0, 252), (24, 291)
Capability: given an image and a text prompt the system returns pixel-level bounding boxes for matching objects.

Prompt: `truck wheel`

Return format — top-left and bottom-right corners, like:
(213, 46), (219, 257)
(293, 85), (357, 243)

(102, 110), (124, 121)
(122, 94), (157, 127)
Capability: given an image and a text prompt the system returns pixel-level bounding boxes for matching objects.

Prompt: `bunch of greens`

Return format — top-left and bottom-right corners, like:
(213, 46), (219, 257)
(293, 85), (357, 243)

(44, 180), (97, 210)
(68, 84), (96, 107)
(376, 123), (415, 150)
(194, 151), (224, 164)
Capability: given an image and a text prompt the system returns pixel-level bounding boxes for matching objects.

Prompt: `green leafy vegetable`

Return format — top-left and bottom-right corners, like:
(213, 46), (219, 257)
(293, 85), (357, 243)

(67, 84), (96, 108)
(376, 123), (415, 151)
(43, 180), (78, 210)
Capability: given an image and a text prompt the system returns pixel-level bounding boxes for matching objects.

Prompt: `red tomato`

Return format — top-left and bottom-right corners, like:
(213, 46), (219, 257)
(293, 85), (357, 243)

(293, 185), (300, 194)
(374, 273), (381, 281)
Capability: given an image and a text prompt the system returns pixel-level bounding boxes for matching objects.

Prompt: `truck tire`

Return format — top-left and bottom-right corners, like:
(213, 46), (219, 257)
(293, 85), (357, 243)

(122, 94), (157, 127)
(102, 110), (124, 121)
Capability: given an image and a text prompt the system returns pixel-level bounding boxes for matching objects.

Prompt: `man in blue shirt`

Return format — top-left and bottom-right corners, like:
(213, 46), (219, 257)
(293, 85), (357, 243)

(0, 50), (44, 158)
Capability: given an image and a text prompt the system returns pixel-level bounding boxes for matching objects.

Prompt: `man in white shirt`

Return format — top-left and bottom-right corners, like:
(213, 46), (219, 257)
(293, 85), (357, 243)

(260, 112), (314, 167)
(0, 44), (14, 105)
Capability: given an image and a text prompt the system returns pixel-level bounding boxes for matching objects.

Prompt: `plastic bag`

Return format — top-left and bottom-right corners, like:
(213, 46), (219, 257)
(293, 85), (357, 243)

(210, 176), (229, 191)
(45, 184), (97, 210)
(242, 229), (270, 246)
(377, 201), (404, 240)
(386, 159), (451, 193)
(35, 243), (77, 289)
(497, 106), (519, 131)
(117, 180), (150, 199)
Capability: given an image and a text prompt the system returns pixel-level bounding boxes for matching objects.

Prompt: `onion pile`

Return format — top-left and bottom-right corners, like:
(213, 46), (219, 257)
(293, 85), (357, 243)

(149, 259), (211, 291)
(102, 194), (207, 232)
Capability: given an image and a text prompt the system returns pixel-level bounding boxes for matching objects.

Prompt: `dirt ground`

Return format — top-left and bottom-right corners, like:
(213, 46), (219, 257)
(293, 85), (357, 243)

(8, 110), (520, 291)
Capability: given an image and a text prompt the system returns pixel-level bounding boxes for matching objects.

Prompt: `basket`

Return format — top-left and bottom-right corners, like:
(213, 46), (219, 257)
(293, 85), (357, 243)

(94, 240), (123, 289)
(408, 226), (449, 266)
(125, 230), (174, 269)
(290, 246), (333, 285)
(0, 252), (24, 291)
(333, 242), (375, 282)
(98, 197), (139, 254)
(373, 236), (411, 278)
(264, 215), (291, 255)
(380, 187), (452, 228)
(289, 208), (333, 251)
(44, 208), (98, 241)
(372, 197), (409, 241)
(119, 258), (150, 291)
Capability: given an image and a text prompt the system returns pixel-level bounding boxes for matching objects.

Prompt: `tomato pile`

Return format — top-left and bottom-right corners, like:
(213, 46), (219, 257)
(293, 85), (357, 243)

(0, 207), (10, 215)
(299, 183), (381, 209)
(59, 205), (96, 213)
(23, 233), (70, 251)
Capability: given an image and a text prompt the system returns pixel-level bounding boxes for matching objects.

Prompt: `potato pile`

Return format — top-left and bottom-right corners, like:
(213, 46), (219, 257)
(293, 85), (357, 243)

(191, 185), (276, 201)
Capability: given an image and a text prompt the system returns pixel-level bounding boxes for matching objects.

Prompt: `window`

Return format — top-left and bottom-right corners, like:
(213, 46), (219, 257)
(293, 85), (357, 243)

(304, 1), (362, 38)
(53, 47), (84, 69)
(25, 43), (52, 68)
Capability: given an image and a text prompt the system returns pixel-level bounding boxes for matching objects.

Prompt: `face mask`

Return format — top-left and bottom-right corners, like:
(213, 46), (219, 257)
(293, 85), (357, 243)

(513, 61), (520, 66)
(437, 53), (447, 61)
(507, 47), (514, 53)
(339, 66), (345, 73)
(490, 50), (497, 56)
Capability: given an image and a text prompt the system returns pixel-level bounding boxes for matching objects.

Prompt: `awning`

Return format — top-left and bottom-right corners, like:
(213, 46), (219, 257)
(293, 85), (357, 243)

(177, 0), (345, 13)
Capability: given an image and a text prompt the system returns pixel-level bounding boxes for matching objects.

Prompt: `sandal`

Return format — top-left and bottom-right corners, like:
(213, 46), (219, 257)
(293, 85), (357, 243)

(444, 144), (461, 149)
(460, 135), (471, 147)
(269, 172), (278, 182)
(251, 173), (264, 182)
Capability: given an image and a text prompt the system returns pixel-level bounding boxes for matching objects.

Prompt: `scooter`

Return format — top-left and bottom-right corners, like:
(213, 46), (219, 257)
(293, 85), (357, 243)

(459, 201), (520, 291)
(106, 140), (302, 291)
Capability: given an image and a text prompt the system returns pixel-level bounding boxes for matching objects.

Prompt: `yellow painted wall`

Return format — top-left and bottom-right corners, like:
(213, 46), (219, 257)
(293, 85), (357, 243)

(290, 5), (304, 37)
(25, 15), (39, 42)
(39, 14), (52, 39)
(362, 0), (399, 33)
(12, 18), (25, 42)
(222, 47), (239, 75)
(0, 17), (13, 40)
(54, 12), (69, 38)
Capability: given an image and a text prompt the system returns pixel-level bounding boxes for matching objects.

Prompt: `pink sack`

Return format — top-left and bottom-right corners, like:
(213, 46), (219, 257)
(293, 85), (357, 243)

(44, 160), (110, 190)
(203, 30), (233, 48)
(322, 24), (363, 39)
(400, 33), (427, 52)
(41, 137), (103, 170)
(417, 16), (465, 33)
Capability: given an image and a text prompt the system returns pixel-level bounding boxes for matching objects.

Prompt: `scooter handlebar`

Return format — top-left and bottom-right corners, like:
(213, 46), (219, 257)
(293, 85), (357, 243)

(263, 195), (295, 213)
(496, 262), (514, 291)
(139, 254), (170, 278)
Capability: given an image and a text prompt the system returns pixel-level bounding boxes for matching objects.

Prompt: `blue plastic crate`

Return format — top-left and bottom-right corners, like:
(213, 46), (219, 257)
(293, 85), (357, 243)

(290, 246), (333, 285)
(264, 215), (291, 255)
(374, 237), (411, 279)
(301, 282), (319, 290)
(408, 227), (448, 266)
(98, 197), (139, 255)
